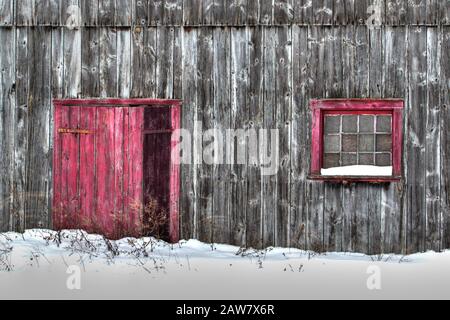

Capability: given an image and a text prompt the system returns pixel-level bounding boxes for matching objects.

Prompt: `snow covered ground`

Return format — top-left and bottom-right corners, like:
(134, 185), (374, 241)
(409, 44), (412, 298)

(0, 230), (449, 300)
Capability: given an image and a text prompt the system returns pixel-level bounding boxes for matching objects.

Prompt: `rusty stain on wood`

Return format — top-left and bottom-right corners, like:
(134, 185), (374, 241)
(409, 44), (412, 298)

(58, 128), (94, 135)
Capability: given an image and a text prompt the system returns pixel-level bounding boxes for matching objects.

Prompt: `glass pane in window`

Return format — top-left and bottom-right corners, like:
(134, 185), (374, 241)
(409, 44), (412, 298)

(377, 116), (392, 133)
(324, 153), (340, 169)
(359, 115), (375, 133)
(376, 134), (392, 152)
(324, 135), (341, 153)
(342, 115), (358, 133)
(342, 135), (358, 152)
(324, 116), (341, 134)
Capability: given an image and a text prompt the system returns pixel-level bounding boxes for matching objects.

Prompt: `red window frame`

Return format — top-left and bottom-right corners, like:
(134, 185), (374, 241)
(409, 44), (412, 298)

(309, 99), (404, 183)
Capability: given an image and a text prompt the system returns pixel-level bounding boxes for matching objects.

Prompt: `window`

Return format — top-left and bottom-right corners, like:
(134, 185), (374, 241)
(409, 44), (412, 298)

(309, 99), (404, 183)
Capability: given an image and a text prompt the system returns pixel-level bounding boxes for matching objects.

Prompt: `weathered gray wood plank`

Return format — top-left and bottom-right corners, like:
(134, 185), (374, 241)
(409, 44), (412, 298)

(117, 29), (131, 98)
(99, 0), (115, 26)
(383, 26), (407, 254)
(0, 28), (14, 231)
(0, 0), (13, 25)
(99, 27), (117, 97)
(156, 27), (174, 98)
(180, 27), (197, 239)
(35, 0), (60, 25)
(246, 26), (263, 249)
(149, 0), (163, 25)
(115, 0), (132, 26)
(81, 28), (100, 97)
(260, 0), (273, 25)
(16, 0), (35, 25)
(25, 27), (52, 229)
(292, 0), (312, 24)
(230, 27), (248, 246)
(197, 27), (214, 243)
(163, 0), (183, 25)
(406, 26), (427, 253)
(290, 25), (308, 249)
(183, 0), (202, 26)
(313, 0), (333, 25)
(425, 27), (441, 252)
(274, 0), (293, 25)
(275, 26), (291, 247)
(386, 0), (407, 25)
(407, 0), (427, 25)
(80, 0), (98, 26)
(212, 27), (231, 245)
(247, 0), (260, 25)
(133, 0), (149, 26)
(441, 27), (450, 249)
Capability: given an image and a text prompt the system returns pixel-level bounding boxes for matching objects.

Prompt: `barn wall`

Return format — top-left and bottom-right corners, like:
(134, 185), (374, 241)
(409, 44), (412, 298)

(0, 0), (449, 254)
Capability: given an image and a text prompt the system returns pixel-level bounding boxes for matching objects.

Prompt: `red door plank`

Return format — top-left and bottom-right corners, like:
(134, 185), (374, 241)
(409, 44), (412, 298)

(113, 108), (125, 238)
(60, 106), (80, 229)
(170, 104), (181, 242)
(95, 107), (116, 237)
(52, 105), (63, 229)
(125, 107), (144, 237)
(79, 107), (96, 231)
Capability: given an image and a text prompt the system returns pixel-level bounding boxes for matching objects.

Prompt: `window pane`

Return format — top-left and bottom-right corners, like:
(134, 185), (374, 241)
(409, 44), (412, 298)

(377, 116), (392, 133)
(342, 153), (357, 166)
(342, 115), (358, 133)
(359, 115), (375, 133)
(324, 116), (340, 134)
(359, 135), (375, 152)
(324, 135), (341, 153)
(376, 134), (392, 152)
(342, 135), (358, 152)
(359, 153), (375, 166)
(324, 154), (340, 169)
(376, 153), (392, 166)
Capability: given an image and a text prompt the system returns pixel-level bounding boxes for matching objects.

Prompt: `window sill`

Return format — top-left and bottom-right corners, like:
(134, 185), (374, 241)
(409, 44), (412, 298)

(308, 175), (402, 184)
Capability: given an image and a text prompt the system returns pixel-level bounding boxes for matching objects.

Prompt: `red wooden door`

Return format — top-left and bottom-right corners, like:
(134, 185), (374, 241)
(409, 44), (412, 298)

(53, 100), (181, 241)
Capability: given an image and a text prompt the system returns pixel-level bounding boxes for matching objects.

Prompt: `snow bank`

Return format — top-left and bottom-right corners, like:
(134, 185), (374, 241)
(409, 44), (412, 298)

(321, 165), (393, 176)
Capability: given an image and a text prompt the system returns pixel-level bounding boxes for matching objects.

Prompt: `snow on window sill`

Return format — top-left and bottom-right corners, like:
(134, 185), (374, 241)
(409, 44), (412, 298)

(321, 165), (393, 177)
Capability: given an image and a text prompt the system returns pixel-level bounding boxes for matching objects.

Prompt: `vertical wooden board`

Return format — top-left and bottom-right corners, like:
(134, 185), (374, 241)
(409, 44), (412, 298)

(354, 25), (369, 97)
(183, 0), (202, 26)
(52, 105), (62, 229)
(35, 0), (60, 25)
(386, 0), (407, 25)
(124, 107), (144, 236)
(274, 0), (293, 24)
(323, 27), (344, 252)
(197, 27), (214, 243)
(212, 27), (231, 245)
(59, 106), (80, 229)
(307, 26), (325, 252)
(117, 29), (131, 98)
(64, 28), (82, 98)
(52, 29), (64, 99)
(16, 0), (35, 25)
(130, 26), (144, 97)
(274, 26), (291, 247)
(313, 0), (333, 25)
(226, 0), (248, 25)
(425, 27), (441, 252)
(261, 27), (276, 247)
(368, 185), (382, 254)
(115, 0), (132, 26)
(230, 27), (248, 246)
(180, 28), (197, 239)
(246, 26), (263, 249)
(369, 28), (383, 97)
(383, 26), (407, 253)
(99, 27), (118, 97)
(324, 186), (342, 252)
(441, 27), (450, 249)
(341, 185), (355, 251)
(292, 0), (313, 24)
(247, 0), (260, 25)
(25, 28), (52, 229)
(290, 25), (308, 249)
(81, 0), (99, 26)
(78, 107), (96, 231)
(259, 0), (273, 25)
(172, 27), (182, 98)
(81, 28), (100, 97)
(156, 27), (174, 99)
(0, 28), (14, 231)
(333, 0), (354, 25)
(113, 108), (125, 238)
(13, 27), (28, 232)
(149, 0), (164, 25)
(203, 0), (222, 25)
(441, 0), (450, 25)
(406, 0), (427, 25)
(99, 0), (116, 26)
(95, 107), (116, 236)
(406, 26), (427, 253)
(426, 0), (438, 25)
(164, 0), (183, 25)
(0, 0), (14, 25)
(131, 27), (157, 98)
(61, 0), (81, 27)
(133, 0), (149, 26)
